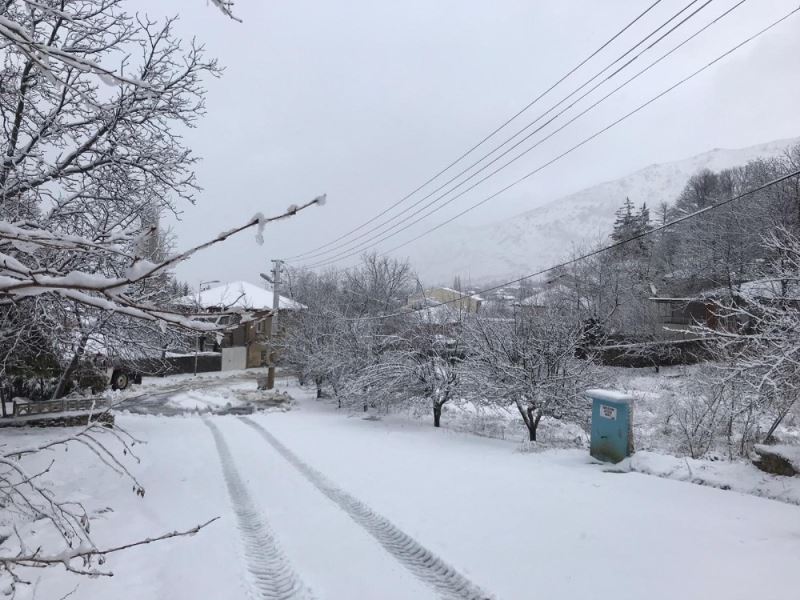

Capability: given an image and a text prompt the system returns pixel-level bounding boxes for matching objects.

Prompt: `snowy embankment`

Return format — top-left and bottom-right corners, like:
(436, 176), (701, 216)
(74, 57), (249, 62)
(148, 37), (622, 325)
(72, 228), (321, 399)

(622, 452), (800, 505)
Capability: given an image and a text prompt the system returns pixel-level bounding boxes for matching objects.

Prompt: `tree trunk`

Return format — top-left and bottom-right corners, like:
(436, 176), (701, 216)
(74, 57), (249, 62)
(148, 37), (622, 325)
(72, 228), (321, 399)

(526, 405), (539, 441)
(53, 353), (79, 400)
(514, 397), (538, 441)
(762, 402), (795, 444)
(433, 403), (442, 428)
(53, 334), (89, 400)
(525, 407), (543, 442)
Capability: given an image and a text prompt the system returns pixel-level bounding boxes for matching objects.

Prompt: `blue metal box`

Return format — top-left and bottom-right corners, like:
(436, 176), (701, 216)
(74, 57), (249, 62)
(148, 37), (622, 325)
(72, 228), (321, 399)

(587, 389), (634, 463)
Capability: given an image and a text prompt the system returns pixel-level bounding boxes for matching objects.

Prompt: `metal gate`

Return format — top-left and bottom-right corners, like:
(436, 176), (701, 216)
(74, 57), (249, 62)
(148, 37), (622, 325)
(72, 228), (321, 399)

(221, 347), (247, 371)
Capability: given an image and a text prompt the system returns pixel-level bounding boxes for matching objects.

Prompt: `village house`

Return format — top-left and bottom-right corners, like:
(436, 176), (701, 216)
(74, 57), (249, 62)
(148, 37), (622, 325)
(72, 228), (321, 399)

(650, 278), (800, 340)
(185, 281), (305, 369)
(406, 287), (483, 314)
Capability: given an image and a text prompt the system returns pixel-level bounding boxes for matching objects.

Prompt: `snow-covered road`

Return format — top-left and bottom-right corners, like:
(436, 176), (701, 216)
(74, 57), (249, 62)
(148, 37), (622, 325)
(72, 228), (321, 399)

(14, 379), (800, 600)
(231, 416), (489, 599)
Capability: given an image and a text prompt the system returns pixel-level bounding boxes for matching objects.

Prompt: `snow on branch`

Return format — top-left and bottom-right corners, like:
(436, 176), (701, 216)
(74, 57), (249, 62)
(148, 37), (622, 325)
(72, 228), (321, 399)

(0, 1), (240, 89)
(0, 195), (325, 329)
(209, 0), (242, 22)
(1, 517), (219, 577)
(0, 11), (148, 89)
(0, 406), (220, 585)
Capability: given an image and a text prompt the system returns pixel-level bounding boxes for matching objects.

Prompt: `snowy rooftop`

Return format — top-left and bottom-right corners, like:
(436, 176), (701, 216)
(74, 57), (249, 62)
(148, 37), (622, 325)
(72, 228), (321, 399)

(439, 287), (484, 302)
(585, 389), (635, 404)
(517, 284), (590, 309)
(652, 279), (800, 303)
(410, 303), (470, 325)
(718, 278), (800, 301)
(182, 281), (305, 311)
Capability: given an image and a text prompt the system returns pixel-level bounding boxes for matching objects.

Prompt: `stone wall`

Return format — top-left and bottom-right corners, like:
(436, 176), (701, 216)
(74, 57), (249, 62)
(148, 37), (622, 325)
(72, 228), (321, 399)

(0, 411), (114, 429)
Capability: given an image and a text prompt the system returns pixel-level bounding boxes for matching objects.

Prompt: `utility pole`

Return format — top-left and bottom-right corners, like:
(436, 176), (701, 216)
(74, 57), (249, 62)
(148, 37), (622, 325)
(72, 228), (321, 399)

(194, 279), (220, 376)
(265, 260), (283, 389)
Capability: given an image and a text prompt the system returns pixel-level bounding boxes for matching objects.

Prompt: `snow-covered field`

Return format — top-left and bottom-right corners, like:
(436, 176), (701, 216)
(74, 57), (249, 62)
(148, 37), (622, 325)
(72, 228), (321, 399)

(3, 375), (799, 600)
(416, 364), (800, 505)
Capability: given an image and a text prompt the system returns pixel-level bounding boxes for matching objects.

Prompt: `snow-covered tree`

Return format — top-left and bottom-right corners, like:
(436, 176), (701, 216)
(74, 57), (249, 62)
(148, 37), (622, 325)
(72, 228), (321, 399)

(0, 0), (222, 366)
(283, 254), (414, 404)
(282, 268), (350, 398)
(696, 227), (800, 453)
(347, 323), (464, 427)
(0, 1), (327, 590)
(465, 303), (595, 442)
(341, 252), (414, 317)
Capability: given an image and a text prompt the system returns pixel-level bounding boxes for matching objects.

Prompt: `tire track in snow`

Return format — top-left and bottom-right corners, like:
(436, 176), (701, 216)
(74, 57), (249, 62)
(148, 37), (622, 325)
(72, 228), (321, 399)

(203, 418), (313, 600)
(239, 417), (494, 600)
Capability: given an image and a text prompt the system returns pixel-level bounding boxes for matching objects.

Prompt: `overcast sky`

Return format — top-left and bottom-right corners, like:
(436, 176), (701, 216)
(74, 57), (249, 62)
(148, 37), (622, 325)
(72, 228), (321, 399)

(137, 0), (800, 288)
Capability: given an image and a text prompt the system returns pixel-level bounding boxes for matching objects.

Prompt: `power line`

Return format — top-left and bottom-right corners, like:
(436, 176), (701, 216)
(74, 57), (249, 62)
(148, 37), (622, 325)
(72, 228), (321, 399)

(296, 0), (715, 265)
(306, 0), (736, 267)
(338, 167), (800, 322)
(295, 0), (717, 265)
(309, 4), (798, 269)
(283, 1), (665, 261)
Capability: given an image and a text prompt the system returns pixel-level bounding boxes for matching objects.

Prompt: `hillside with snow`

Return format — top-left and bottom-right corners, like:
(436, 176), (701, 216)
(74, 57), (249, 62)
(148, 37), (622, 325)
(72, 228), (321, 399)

(409, 137), (799, 284)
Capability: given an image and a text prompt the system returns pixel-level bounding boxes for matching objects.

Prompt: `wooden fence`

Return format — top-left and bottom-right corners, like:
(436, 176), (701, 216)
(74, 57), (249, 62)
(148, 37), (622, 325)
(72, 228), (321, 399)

(13, 397), (106, 417)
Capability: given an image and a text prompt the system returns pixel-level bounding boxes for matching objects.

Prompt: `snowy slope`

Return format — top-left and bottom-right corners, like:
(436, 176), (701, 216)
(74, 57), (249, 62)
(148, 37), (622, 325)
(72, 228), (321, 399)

(409, 137), (799, 283)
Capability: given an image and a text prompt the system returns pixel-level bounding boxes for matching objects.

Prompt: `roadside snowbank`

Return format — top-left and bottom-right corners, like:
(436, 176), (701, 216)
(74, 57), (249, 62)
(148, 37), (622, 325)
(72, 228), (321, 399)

(620, 451), (800, 505)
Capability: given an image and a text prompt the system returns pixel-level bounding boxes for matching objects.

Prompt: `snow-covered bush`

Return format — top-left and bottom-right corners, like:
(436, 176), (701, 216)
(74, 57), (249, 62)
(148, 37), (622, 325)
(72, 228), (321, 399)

(688, 227), (800, 455)
(670, 386), (725, 459)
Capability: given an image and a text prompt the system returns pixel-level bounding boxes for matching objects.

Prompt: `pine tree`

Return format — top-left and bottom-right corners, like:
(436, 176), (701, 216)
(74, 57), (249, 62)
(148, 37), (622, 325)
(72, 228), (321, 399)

(638, 202), (651, 232)
(610, 198), (653, 279)
(611, 197), (637, 243)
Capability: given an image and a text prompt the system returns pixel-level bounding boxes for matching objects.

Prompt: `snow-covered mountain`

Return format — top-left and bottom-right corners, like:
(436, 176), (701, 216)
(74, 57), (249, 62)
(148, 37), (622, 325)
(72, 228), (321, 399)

(408, 137), (800, 284)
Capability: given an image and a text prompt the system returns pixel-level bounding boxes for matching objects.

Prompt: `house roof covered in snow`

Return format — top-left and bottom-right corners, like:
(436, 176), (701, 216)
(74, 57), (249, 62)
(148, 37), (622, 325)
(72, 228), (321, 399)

(714, 278), (800, 301)
(181, 281), (305, 311)
(409, 303), (469, 325)
(652, 279), (800, 303)
(517, 283), (589, 309)
(438, 287), (484, 302)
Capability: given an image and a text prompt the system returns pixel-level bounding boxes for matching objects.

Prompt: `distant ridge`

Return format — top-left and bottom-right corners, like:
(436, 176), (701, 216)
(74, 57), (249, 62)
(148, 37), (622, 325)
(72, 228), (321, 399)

(407, 137), (800, 284)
